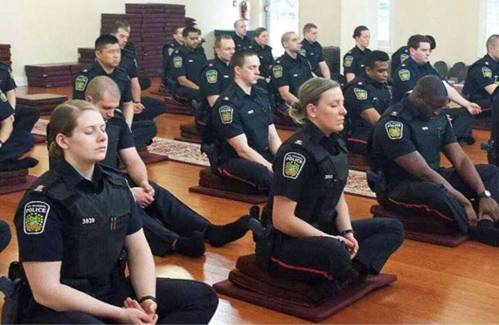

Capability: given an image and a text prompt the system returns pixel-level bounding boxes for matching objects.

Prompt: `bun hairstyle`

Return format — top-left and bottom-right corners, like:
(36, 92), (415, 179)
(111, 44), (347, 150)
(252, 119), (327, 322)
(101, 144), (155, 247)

(289, 77), (340, 124)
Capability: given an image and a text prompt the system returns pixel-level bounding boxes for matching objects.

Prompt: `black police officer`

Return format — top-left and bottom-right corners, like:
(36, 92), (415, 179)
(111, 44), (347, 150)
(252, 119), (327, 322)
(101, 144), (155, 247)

(344, 50), (391, 155)
(272, 31), (314, 109)
(198, 35), (235, 142)
(391, 35), (435, 79)
(162, 27), (184, 87)
(343, 25), (371, 83)
(14, 100), (219, 323)
(232, 19), (253, 52)
(300, 23), (331, 79)
(212, 50), (282, 191)
(369, 75), (499, 247)
(252, 27), (274, 80)
(255, 77), (404, 283)
(392, 34), (481, 143)
(169, 26), (207, 104)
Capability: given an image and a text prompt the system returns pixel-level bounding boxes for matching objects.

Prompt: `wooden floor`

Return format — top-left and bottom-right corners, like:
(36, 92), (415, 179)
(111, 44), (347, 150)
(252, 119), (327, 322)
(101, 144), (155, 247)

(1, 80), (498, 323)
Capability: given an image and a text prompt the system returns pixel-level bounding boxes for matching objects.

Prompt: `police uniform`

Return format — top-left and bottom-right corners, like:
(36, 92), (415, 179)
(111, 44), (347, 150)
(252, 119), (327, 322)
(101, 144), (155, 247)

(162, 40), (183, 86)
(252, 42), (274, 79)
(344, 75), (391, 154)
(169, 45), (207, 102)
(259, 120), (404, 281)
(390, 46), (409, 79)
(462, 54), (499, 110)
(0, 64), (38, 166)
(14, 161), (218, 323)
(198, 57), (234, 142)
(343, 46), (371, 79)
(368, 95), (499, 234)
(271, 52), (313, 108)
(212, 82), (274, 190)
(392, 57), (474, 140)
(300, 39), (325, 74)
(232, 34), (253, 52)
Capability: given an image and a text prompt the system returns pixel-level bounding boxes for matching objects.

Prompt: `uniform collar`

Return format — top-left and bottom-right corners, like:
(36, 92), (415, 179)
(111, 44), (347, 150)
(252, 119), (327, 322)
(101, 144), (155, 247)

(406, 57), (431, 69)
(354, 46), (368, 54)
(302, 39), (317, 47)
(55, 160), (104, 189)
(232, 81), (256, 98)
(484, 54), (498, 63)
(284, 51), (300, 62)
(358, 75), (385, 87)
(94, 61), (115, 76)
(400, 95), (427, 121)
(180, 45), (197, 54)
(215, 56), (230, 67)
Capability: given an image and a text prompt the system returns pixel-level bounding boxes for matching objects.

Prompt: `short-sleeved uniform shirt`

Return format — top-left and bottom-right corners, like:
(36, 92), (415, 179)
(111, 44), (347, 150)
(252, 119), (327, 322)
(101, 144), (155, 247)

(343, 46), (371, 78)
(368, 96), (457, 185)
(232, 34), (253, 52)
(344, 75), (392, 140)
(390, 46), (409, 78)
(212, 82), (273, 163)
(0, 63), (16, 103)
(462, 54), (499, 106)
(169, 45), (208, 87)
(0, 99), (14, 123)
(162, 40), (183, 78)
(199, 57), (233, 101)
(392, 57), (440, 103)
(72, 62), (132, 107)
(252, 43), (274, 79)
(119, 42), (139, 79)
(14, 161), (142, 263)
(300, 39), (325, 72)
(271, 52), (314, 97)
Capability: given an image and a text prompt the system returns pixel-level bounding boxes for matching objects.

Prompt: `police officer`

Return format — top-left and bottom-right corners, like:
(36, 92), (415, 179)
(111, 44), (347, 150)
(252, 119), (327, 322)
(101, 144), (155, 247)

(272, 31), (314, 109)
(301, 23), (331, 79)
(391, 35), (435, 79)
(343, 25), (371, 83)
(232, 19), (253, 52)
(14, 100), (219, 323)
(162, 27), (184, 87)
(392, 34), (481, 143)
(254, 77), (404, 283)
(0, 220), (10, 253)
(198, 35), (235, 142)
(369, 75), (499, 247)
(169, 26), (207, 104)
(72, 34), (155, 149)
(110, 20), (165, 122)
(252, 27), (273, 80)
(344, 50), (391, 155)
(212, 50), (282, 191)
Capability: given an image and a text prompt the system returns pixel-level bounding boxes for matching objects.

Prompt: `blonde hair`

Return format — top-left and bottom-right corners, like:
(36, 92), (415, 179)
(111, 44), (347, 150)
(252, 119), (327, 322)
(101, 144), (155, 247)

(48, 100), (98, 163)
(289, 77), (340, 124)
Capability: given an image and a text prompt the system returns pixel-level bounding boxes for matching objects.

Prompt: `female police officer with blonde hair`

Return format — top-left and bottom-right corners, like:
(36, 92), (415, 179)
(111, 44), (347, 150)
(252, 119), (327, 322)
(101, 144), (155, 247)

(261, 78), (404, 285)
(14, 100), (218, 324)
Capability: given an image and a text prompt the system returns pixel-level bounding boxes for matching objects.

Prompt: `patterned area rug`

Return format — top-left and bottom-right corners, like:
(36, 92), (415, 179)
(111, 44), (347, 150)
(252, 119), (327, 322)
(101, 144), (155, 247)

(148, 138), (375, 199)
(32, 118), (49, 136)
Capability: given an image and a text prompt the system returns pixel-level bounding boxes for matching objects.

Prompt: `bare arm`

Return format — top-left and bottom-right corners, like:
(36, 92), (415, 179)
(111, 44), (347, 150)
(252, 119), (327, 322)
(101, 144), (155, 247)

(0, 115), (14, 143)
(335, 193), (353, 232)
(177, 76), (199, 90)
(120, 147), (149, 186)
(267, 124), (282, 155)
(125, 229), (156, 301)
(278, 86), (299, 105)
(122, 102), (135, 127)
(6, 89), (16, 109)
(318, 61), (331, 79)
(484, 83), (498, 96)
(227, 133), (273, 172)
(345, 73), (356, 83)
(360, 108), (381, 126)
(207, 95), (219, 108)
(131, 77), (141, 103)
(444, 81), (481, 115)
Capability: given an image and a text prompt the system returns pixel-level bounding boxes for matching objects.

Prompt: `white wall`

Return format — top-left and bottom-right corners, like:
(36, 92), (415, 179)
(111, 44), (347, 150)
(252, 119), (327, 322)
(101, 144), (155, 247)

(299, 0), (341, 46)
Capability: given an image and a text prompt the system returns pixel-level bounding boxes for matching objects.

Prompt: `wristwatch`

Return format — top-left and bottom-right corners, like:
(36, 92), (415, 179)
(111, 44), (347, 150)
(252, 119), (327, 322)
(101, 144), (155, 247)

(477, 190), (492, 199)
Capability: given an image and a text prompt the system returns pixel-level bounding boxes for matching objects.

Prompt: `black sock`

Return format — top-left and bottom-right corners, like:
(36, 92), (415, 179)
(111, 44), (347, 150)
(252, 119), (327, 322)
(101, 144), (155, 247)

(469, 224), (499, 247)
(174, 232), (205, 256)
(205, 215), (251, 247)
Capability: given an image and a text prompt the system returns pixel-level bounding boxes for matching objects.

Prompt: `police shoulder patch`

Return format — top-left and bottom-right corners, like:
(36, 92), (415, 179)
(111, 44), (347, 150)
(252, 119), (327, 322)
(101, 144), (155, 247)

(385, 121), (404, 140)
(482, 66), (493, 79)
(167, 47), (175, 56)
(74, 75), (88, 92)
(282, 152), (306, 179)
(272, 65), (283, 78)
(398, 69), (411, 81)
(344, 55), (354, 67)
(354, 87), (368, 100)
(173, 56), (183, 68)
(206, 69), (218, 84)
(400, 53), (409, 63)
(299, 48), (307, 57)
(218, 105), (234, 124)
(0, 90), (7, 102)
(23, 201), (50, 235)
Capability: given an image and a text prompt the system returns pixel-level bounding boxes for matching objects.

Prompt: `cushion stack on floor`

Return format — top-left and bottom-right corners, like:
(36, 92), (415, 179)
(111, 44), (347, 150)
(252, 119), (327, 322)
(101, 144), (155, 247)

(0, 44), (12, 68)
(17, 93), (68, 116)
(0, 169), (37, 195)
(175, 123), (202, 144)
(25, 63), (85, 88)
(348, 152), (369, 172)
(213, 254), (397, 322)
(272, 111), (297, 131)
(77, 47), (96, 66)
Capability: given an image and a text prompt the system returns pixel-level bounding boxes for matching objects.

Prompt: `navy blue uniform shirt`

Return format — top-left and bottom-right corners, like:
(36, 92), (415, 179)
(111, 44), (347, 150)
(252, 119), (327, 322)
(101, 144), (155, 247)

(300, 39), (325, 72)
(343, 46), (371, 77)
(392, 57), (440, 103)
(169, 45), (207, 86)
(271, 52), (313, 97)
(463, 54), (499, 105)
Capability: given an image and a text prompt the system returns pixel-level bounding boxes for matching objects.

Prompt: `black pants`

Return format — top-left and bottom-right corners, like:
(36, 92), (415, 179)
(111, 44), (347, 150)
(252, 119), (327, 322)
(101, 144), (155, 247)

(133, 96), (165, 122)
(24, 278), (219, 324)
(130, 179), (210, 256)
(443, 107), (473, 140)
(270, 218), (404, 281)
(217, 158), (273, 192)
(131, 120), (157, 149)
(0, 220), (11, 253)
(385, 164), (499, 234)
(173, 86), (202, 103)
(0, 105), (39, 163)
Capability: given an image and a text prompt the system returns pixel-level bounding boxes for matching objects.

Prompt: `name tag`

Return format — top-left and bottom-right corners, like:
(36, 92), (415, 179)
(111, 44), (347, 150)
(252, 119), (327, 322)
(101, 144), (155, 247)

(223, 75), (230, 78)
(248, 110), (254, 114)
(325, 175), (334, 180)
(293, 73), (299, 77)
(422, 126), (429, 131)
(188, 59), (194, 62)
(82, 217), (96, 225)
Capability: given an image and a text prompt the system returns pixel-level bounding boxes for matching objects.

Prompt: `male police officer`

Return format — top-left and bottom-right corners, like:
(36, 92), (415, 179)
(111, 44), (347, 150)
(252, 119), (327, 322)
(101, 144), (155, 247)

(272, 31), (314, 108)
(300, 23), (331, 79)
(169, 26), (207, 104)
(392, 34), (481, 143)
(343, 25), (371, 83)
(197, 35), (235, 142)
(162, 27), (184, 87)
(344, 51), (391, 155)
(232, 19), (253, 52)
(212, 50), (282, 191)
(369, 75), (499, 246)
(391, 35), (436, 79)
